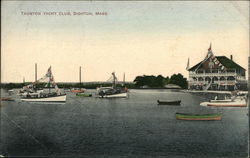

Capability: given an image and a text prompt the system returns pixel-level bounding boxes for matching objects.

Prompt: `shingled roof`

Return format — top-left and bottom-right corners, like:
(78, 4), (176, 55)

(188, 56), (245, 71)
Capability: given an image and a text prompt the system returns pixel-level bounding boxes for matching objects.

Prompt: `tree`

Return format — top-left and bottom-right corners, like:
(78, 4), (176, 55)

(169, 73), (188, 89)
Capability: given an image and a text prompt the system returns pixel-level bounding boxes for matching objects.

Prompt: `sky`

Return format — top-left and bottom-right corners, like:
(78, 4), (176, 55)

(1, 1), (249, 83)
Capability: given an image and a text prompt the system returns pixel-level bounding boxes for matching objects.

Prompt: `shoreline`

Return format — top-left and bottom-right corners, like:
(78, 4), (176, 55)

(181, 90), (248, 94)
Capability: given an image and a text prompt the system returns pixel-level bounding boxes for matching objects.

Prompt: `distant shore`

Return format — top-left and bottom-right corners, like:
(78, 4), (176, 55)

(0, 82), (185, 90)
(182, 89), (248, 94)
(1, 83), (248, 93)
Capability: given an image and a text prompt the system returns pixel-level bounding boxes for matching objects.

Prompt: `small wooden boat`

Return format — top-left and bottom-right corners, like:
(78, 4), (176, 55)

(207, 101), (246, 107)
(176, 113), (222, 121)
(71, 88), (85, 93)
(76, 92), (92, 97)
(0, 97), (14, 101)
(8, 89), (14, 93)
(157, 100), (181, 105)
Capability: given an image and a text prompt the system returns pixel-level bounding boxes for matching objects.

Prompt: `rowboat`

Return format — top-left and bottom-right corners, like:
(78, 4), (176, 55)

(8, 89), (14, 93)
(176, 113), (222, 121)
(157, 100), (181, 105)
(71, 88), (85, 93)
(0, 97), (14, 101)
(76, 92), (92, 97)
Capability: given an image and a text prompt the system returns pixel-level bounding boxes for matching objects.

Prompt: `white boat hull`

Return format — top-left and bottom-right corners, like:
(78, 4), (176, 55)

(207, 100), (247, 107)
(200, 100), (247, 107)
(100, 92), (128, 98)
(210, 99), (232, 103)
(21, 95), (66, 102)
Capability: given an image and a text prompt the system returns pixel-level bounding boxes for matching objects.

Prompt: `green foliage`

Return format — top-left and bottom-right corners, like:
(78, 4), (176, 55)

(134, 75), (168, 88)
(169, 73), (188, 89)
(1, 83), (26, 89)
(133, 73), (187, 89)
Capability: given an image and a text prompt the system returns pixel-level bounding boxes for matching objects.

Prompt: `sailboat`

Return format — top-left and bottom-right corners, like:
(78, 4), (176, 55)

(71, 66), (85, 93)
(20, 66), (66, 102)
(96, 72), (128, 98)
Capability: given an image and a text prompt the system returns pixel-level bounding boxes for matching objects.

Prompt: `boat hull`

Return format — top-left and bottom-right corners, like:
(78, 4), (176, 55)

(76, 93), (92, 97)
(176, 113), (222, 121)
(157, 100), (181, 105)
(71, 90), (84, 93)
(21, 95), (66, 102)
(0, 97), (14, 101)
(207, 99), (247, 107)
(100, 92), (127, 98)
(207, 102), (246, 107)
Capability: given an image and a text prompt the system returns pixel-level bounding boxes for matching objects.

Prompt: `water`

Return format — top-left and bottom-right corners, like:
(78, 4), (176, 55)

(0, 89), (248, 157)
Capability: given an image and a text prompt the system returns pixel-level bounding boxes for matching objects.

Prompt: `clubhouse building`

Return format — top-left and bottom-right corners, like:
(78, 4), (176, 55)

(188, 45), (247, 91)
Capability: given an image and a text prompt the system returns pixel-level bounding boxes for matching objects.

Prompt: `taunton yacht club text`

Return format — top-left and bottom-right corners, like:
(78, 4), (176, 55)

(21, 11), (108, 16)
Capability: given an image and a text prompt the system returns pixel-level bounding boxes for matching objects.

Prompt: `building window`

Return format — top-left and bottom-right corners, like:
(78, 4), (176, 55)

(220, 77), (226, 81)
(227, 76), (235, 81)
(212, 77), (218, 81)
(198, 77), (203, 81)
(226, 69), (235, 73)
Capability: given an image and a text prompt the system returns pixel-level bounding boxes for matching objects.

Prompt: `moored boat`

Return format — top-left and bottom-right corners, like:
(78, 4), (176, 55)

(76, 92), (92, 97)
(201, 97), (247, 107)
(100, 91), (127, 98)
(97, 72), (128, 98)
(71, 66), (86, 93)
(20, 66), (66, 102)
(8, 89), (14, 94)
(71, 88), (85, 93)
(209, 95), (232, 103)
(209, 99), (232, 103)
(157, 100), (181, 105)
(176, 113), (222, 121)
(21, 94), (66, 102)
(0, 97), (14, 101)
(207, 100), (247, 107)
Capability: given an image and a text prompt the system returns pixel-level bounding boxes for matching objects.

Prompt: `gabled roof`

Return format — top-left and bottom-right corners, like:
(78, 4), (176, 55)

(188, 56), (245, 71)
(188, 61), (203, 71)
(216, 56), (245, 70)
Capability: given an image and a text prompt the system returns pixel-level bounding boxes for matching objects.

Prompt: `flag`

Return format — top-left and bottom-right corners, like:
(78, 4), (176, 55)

(46, 66), (52, 77)
(186, 58), (190, 70)
(208, 43), (212, 51)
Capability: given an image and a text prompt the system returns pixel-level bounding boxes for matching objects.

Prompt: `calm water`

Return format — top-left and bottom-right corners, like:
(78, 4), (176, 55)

(0, 89), (248, 158)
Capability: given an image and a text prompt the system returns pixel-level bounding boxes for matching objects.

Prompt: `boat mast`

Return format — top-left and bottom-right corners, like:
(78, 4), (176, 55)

(122, 72), (125, 86)
(49, 66), (51, 94)
(35, 63), (37, 82)
(34, 63), (37, 90)
(79, 66), (81, 87)
(112, 72), (116, 88)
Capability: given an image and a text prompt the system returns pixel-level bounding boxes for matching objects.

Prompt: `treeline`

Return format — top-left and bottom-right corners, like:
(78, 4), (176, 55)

(1, 73), (187, 89)
(133, 73), (188, 89)
(0, 82), (136, 89)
